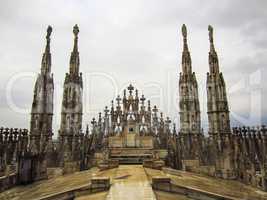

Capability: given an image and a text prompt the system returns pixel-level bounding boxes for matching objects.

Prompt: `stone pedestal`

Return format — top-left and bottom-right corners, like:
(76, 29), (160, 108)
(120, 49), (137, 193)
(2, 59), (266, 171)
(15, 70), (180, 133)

(63, 161), (80, 175)
(98, 159), (119, 171)
(152, 176), (171, 191)
(182, 159), (200, 171)
(91, 177), (110, 192)
(143, 159), (165, 170)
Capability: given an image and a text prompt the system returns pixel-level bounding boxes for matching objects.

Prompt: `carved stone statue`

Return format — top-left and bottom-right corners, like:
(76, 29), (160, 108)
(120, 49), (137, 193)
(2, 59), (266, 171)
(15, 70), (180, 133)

(73, 24), (79, 37)
(46, 25), (52, 39)
(182, 24), (187, 38)
(208, 25), (213, 43)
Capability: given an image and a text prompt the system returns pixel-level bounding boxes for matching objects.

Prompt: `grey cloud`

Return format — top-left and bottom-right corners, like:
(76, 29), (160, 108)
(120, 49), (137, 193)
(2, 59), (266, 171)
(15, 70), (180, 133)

(0, 0), (266, 133)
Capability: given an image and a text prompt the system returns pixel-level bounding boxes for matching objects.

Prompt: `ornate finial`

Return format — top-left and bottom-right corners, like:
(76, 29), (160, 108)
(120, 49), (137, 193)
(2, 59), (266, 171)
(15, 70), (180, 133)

(182, 24), (187, 38)
(71, 24), (79, 55)
(173, 123), (177, 136)
(152, 105), (158, 113)
(86, 124), (89, 135)
(127, 84), (134, 95)
(91, 118), (96, 126)
(70, 24), (80, 75)
(140, 95), (146, 105)
(73, 24), (79, 37)
(165, 117), (171, 124)
(104, 106), (109, 117)
(116, 95), (121, 106)
(135, 89), (138, 97)
(147, 100), (151, 111)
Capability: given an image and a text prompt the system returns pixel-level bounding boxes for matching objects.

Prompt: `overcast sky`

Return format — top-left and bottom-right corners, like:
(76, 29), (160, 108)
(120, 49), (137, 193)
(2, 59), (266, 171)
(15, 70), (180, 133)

(0, 0), (266, 136)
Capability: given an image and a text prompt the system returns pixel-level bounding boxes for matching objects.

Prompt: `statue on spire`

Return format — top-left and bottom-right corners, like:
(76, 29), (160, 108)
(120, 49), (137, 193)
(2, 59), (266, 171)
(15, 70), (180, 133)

(208, 25), (216, 53)
(46, 25), (52, 40)
(41, 25), (52, 74)
(72, 24), (79, 54)
(181, 24), (189, 53)
(69, 24), (80, 76)
(208, 25), (214, 44)
(73, 24), (79, 37)
(182, 24), (187, 38)
(45, 25), (52, 53)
